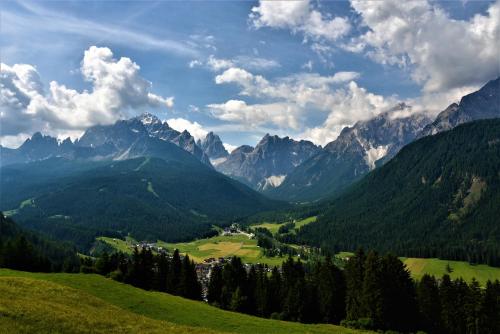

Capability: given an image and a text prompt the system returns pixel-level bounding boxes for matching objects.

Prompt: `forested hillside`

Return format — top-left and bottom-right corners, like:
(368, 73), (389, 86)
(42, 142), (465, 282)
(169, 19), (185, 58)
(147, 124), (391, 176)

(297, 119), (500, 265)
(0, 157), (280, 250)
(0, 213), (79, 272)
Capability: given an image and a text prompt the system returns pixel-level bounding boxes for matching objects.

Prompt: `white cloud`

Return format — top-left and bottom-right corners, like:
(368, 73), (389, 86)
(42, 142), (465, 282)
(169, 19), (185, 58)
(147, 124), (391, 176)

(189, 55), (280, 72)
(250, 0), (351, 42)
(4, 2), (199, 58)
(215, 67), (360, 109)
(166, 117), (208, 141)
(206, 55), (235, 71)
(302, 60), (313, 71)
(207, 100), (301, 130)
(0, 46), (174, 145)
(299, 81), (396, 145)
(347, 0), (500, 93)
(209, 67), (393, 145)
(223, 143), (238, 154)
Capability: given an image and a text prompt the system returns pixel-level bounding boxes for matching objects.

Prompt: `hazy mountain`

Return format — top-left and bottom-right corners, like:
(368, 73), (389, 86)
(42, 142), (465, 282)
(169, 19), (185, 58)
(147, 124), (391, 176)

(269, 105), (430, 202)
(297, 119), (500, 263)
(419, 77), (500, 137)
(0, 114), (212, 167)
(216, 134), (321, 190)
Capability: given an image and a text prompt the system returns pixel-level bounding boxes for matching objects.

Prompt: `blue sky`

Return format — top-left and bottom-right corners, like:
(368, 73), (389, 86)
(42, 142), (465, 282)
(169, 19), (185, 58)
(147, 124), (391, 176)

(1, 0), (499, 149)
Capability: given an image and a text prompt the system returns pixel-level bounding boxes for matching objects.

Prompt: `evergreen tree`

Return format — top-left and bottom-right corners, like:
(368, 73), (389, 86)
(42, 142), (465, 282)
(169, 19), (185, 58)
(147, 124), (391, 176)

(417, 274), (442, 334)
(466, 278), (482, 334)
(167, 249), (182, 294)
(479, 280), (500, 334)
(179, 255), (201, 300)
(345, 248), (366, 321)
(266, 266), (282, 317)
(379, 253), (418, 332)
(361, 251), (383, 327)
(207, 265), (223, 305)
(153, 252), (169, 292)
(314, 256), (346, 324)
(95, 251), (112, 275)
(230, 287), (246, 312)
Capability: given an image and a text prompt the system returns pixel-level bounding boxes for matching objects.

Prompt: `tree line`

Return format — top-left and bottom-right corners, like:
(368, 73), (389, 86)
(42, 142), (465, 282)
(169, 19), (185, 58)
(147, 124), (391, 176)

(81, 247), (202, 300)
(0, 213), (80, 272)
(206, 249), (500, 334)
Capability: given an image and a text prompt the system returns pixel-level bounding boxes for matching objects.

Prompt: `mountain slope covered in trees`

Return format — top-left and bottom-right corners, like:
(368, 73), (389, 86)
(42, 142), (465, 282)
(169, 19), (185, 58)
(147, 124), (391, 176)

(297, 119), (500, 265)
(0, 214), (79, 272)
(0, 157), (280, 250)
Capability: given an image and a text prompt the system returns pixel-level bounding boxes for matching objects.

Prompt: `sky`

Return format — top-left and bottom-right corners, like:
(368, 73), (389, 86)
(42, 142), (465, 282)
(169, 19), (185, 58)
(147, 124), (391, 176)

(1, 0), (499, 150)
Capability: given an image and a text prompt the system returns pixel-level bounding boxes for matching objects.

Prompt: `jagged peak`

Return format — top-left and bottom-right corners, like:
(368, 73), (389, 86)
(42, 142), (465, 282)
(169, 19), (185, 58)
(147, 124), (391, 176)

(135, 112), (161, 126)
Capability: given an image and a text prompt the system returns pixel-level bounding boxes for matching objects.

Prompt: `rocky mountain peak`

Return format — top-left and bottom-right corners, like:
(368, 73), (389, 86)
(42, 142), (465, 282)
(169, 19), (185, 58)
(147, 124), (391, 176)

(200, 132), (229, 160)
(216, 134), (321, 190)
(419, 77), (499, 137)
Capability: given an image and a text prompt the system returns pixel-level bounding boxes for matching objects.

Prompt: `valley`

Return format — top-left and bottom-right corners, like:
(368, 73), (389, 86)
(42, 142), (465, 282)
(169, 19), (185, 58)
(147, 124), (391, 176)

(94, 214), (500, 286)
(1, 7), (499, 331)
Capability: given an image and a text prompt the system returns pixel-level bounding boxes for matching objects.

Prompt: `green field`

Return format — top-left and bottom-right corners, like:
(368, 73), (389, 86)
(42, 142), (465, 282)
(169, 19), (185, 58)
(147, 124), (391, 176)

(0, 269), (367, 334)
(160, 234), (292, 266)
(96, 236), (136, 254)
(252, 216), (317, 234)
(336, 252), (500, 286)
(403, 257), (500, 285)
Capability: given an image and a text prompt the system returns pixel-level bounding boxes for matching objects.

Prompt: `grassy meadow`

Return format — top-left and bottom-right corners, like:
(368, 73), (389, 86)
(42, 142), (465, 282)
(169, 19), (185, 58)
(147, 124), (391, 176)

(252, 216), (317, 234)
(337, 252), (500, 286)
(403, 257), (500, 285)
(0, 269), (368, 334)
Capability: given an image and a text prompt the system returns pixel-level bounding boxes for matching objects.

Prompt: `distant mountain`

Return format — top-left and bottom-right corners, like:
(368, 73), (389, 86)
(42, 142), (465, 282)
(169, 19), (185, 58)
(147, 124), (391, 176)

(297, 119), (500, 265)
(0, 113), (212, 167)
(198, 132), (229, 165)
(419, 77), (500, 137)
(269, 105), (430, 202)
(0, 156), (280, 250)
(216, 134), (321, 190)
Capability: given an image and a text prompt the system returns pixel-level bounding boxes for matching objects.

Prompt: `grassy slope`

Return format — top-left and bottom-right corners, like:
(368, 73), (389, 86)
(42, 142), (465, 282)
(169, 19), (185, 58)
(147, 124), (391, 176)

(252, 216), (317, 234)
(0, 276), (215, 334)
(337, 252), (500, 286)
(403, 257), (500, 285)
(0, 269), (366, 334)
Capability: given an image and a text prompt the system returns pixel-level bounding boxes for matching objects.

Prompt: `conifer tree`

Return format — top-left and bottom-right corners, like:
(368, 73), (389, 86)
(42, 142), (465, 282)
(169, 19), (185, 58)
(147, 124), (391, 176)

(207, 265), (223, 305)
(417, 274), (442, 334)
(345, 248), (366, 321)
(479, 280), (500, 334)
(361, 251), (383, 327)
(167, 249), (181, 294)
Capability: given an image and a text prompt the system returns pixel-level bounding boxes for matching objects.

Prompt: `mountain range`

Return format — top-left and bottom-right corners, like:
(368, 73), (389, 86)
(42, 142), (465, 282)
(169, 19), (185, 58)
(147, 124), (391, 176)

(267, 104), (430, 201)
(296, 118), (500, 265)
(216, 135), (321, 190)
(0, 76), (498, 253)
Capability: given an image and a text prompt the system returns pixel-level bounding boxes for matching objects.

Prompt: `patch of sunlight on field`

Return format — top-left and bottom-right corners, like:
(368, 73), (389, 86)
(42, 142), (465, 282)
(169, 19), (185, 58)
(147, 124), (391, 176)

(253, 216), (317, 234)
(403, 257), (500, 286)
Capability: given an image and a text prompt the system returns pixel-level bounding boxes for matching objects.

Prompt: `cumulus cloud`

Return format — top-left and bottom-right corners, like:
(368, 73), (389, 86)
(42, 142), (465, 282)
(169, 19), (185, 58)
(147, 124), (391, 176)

(209, 66), (395, 145)
(0, 46), (174, 147)
(250, 0), (351, 42)
(207, 100), (301, 130)
(299, 81), (396, 145)
(167, 117), (208, 141)
(215, 67), (360, 109)
(347, 0), (500, 93)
